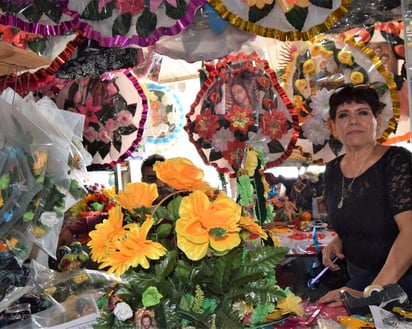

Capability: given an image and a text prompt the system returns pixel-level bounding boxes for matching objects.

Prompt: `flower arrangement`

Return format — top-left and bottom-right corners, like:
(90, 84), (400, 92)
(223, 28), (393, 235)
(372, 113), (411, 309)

(87, 157), (302, 329)
(279, 35), (396, 158)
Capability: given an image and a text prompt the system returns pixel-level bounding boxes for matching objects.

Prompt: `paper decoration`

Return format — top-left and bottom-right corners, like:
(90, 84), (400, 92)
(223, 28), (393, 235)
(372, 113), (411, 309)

(185, 52), (299, 177)
(207, 0), (351, 41)
(154, 3), (254, 62)
(0, 0), (207, 47)
(141, 82), (185, 153)
(55, 69), (147, 169)
(278, 34), (400, 161)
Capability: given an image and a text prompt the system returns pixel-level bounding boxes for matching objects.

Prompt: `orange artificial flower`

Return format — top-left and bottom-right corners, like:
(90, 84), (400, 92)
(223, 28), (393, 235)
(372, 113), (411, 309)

(116, 182), (158, 213)
(88, 205), (126, 263)
(32, 150), (48, 176)
(154, 157), (211, 191)
(278, 0), (309, 13)
(176, 190), (241, 260)
(98, 217), (167, 277)
(242, 0), (274, 10)
(239, 216), (268, 239)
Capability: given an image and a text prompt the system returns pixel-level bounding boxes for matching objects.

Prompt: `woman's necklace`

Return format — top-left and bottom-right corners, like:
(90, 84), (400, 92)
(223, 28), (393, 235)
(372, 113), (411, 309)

(337, 151), (373, 209)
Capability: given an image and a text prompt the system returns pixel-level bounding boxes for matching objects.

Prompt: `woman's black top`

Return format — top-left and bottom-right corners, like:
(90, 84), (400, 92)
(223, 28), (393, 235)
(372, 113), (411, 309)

(324, 146), (412, 276)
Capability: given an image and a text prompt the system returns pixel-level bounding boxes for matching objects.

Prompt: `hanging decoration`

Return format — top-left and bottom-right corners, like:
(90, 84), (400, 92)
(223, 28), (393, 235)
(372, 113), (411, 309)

(67, 0), (207, 47)
(207, 0), (351, 41)
(0, 0), (207, 47)
(154, 3), (254, 62)
(55, 69), (147, 169)
(141, 82), (185, 154)
(277, 34), (400, 161)
(185, 52), (299, 177)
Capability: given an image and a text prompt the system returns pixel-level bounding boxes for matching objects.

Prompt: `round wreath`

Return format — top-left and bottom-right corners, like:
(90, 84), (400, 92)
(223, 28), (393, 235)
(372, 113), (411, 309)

(278, 34), (400, 161)
(185, 52), (299, 177)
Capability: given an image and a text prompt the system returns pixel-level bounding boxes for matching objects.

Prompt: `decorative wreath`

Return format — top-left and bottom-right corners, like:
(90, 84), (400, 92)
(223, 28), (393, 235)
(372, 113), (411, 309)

(141, 82), (185, 154)
(55, 69), (147, 169)
(185, 52), (299, 177)
(278, 34), (400, 161)
(207, 0), (351, 41)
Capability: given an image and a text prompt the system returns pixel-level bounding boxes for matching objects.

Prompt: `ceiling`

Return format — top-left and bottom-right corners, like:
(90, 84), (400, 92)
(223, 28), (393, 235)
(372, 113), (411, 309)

(158, 55), (202, 84)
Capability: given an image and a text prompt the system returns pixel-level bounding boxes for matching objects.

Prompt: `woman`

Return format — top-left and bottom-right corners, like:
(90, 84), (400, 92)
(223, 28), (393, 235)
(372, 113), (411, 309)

(318, 85), (412, 306)
(229, 76), (255, 109)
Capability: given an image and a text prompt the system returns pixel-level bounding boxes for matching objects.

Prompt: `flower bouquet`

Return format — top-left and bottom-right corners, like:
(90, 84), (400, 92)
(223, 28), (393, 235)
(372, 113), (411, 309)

(87, 157), (302, 329)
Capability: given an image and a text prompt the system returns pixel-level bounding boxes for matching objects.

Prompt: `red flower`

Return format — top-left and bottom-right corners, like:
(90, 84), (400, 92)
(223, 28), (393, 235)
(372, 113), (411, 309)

(261, 110), (289, 140)
(194, 108), (220, 141)
(262, 97), (276, 110)
(115, 0), (144, 15)
(208, 91), (221, 105)
(225, 105), (255, 135)
(222, 139), (246, 169)
(256, 76), (271, 90)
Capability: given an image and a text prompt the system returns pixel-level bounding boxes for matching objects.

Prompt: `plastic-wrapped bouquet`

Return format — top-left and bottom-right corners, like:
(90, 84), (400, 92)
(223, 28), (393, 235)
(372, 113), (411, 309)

(87, 157), (302, 329)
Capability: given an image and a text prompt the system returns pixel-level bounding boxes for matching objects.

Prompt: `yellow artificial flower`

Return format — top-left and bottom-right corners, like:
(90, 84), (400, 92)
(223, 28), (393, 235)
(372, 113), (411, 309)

(176, 190), (241, 260)
(337, 50), (354, 66)
(154, 157), (211, 191)
(242, 0), (274, 9)
(276, 293), (303, 316)
(294, 79), (307, 93)
(83, 193), (99, 209)
(302, 59), (316, 75)
(0, 192), (3, 208)
(32, 150), (48, 176)
(278, 0), (309, 13)
(310, 44), (333, 58)
(102, 186), (116, 200)
(99, 217), (167, 277)
(88, 205), (126, 263)
(116, 182), (158, 213)
(350, 71), (365, 84)
(239, 216), (268, 239)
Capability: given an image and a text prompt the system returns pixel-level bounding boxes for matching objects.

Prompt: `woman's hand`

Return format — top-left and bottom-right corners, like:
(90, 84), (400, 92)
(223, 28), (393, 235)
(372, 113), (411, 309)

(322, 236), (344, 271)
(317, 287), (363, 307)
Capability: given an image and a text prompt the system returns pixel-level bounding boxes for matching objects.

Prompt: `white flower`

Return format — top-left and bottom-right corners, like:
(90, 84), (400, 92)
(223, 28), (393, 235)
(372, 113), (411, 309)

(247, 132), (269, 154)
(40, 211), (58, 227)
(113, 302), (133, 321)
(211, 128), (235, 152)
(302, 116), (331, 146)
(161, 93), (173, 106)
(309, 88), (334, 121)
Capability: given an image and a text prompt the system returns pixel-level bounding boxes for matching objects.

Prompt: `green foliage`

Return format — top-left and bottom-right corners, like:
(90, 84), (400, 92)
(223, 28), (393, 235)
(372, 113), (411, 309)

(165, 0), (188, 19)
(136, 8), (157, 38)
(248, 2), (276, 23)
(309, 0), (333, 9)
(112, 13), (132, 36)
(81, 0), (115, 20)
(285, 6), (308, 31)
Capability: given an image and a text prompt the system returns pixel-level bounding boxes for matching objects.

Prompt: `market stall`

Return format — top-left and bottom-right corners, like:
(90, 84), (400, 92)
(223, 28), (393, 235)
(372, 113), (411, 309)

(0, 0), (411, 328)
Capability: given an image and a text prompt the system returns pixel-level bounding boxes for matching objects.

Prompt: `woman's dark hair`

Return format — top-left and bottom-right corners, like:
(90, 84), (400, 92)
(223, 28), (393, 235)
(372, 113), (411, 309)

(329, 85), (384, 121)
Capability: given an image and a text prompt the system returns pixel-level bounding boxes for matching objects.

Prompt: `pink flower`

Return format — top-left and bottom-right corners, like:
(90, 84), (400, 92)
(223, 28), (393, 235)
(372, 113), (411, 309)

(84, 126), (98, 143)
(116, 110), (133, 127)
(98, 127), (112, 144)
(77, 97), (102, 127)
(105, 118), (119, 132)
(98, 0), (113, 13)
(211, 128), (235, 152)
(115, 0), (144, 15)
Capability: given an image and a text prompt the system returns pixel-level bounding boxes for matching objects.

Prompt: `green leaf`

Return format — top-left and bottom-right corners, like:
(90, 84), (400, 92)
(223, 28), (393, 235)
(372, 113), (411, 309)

(309, 0), (332, 9)
(165, 0), (188, 19)
(136, 8), (157, 38)
(156, 222), (173, 238)
(80, 0), (114, 20)
(370, 81), (389, 97)
(22, 5), (43, 22)
(267, 139), (285, 153)
(167, 196), (182, 220)
(43, 1), (63, 24)
(28, 37), (47, 55)
(112, 13), (132, 36)
(248, 2), (275, 23)
(285, 6), (308, 31)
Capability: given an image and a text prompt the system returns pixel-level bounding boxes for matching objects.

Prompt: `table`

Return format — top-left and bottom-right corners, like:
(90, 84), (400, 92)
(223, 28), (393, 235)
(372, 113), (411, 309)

(271, 227), (337, 255)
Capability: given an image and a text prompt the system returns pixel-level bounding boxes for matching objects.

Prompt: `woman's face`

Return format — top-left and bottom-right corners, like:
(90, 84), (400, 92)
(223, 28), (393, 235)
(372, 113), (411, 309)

(231, 83), (250, 106)
(331, 101), (381, 149)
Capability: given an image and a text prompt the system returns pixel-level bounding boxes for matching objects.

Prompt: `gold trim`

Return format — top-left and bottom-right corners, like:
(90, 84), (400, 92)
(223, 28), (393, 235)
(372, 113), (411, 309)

(208, 0), (352, 41)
